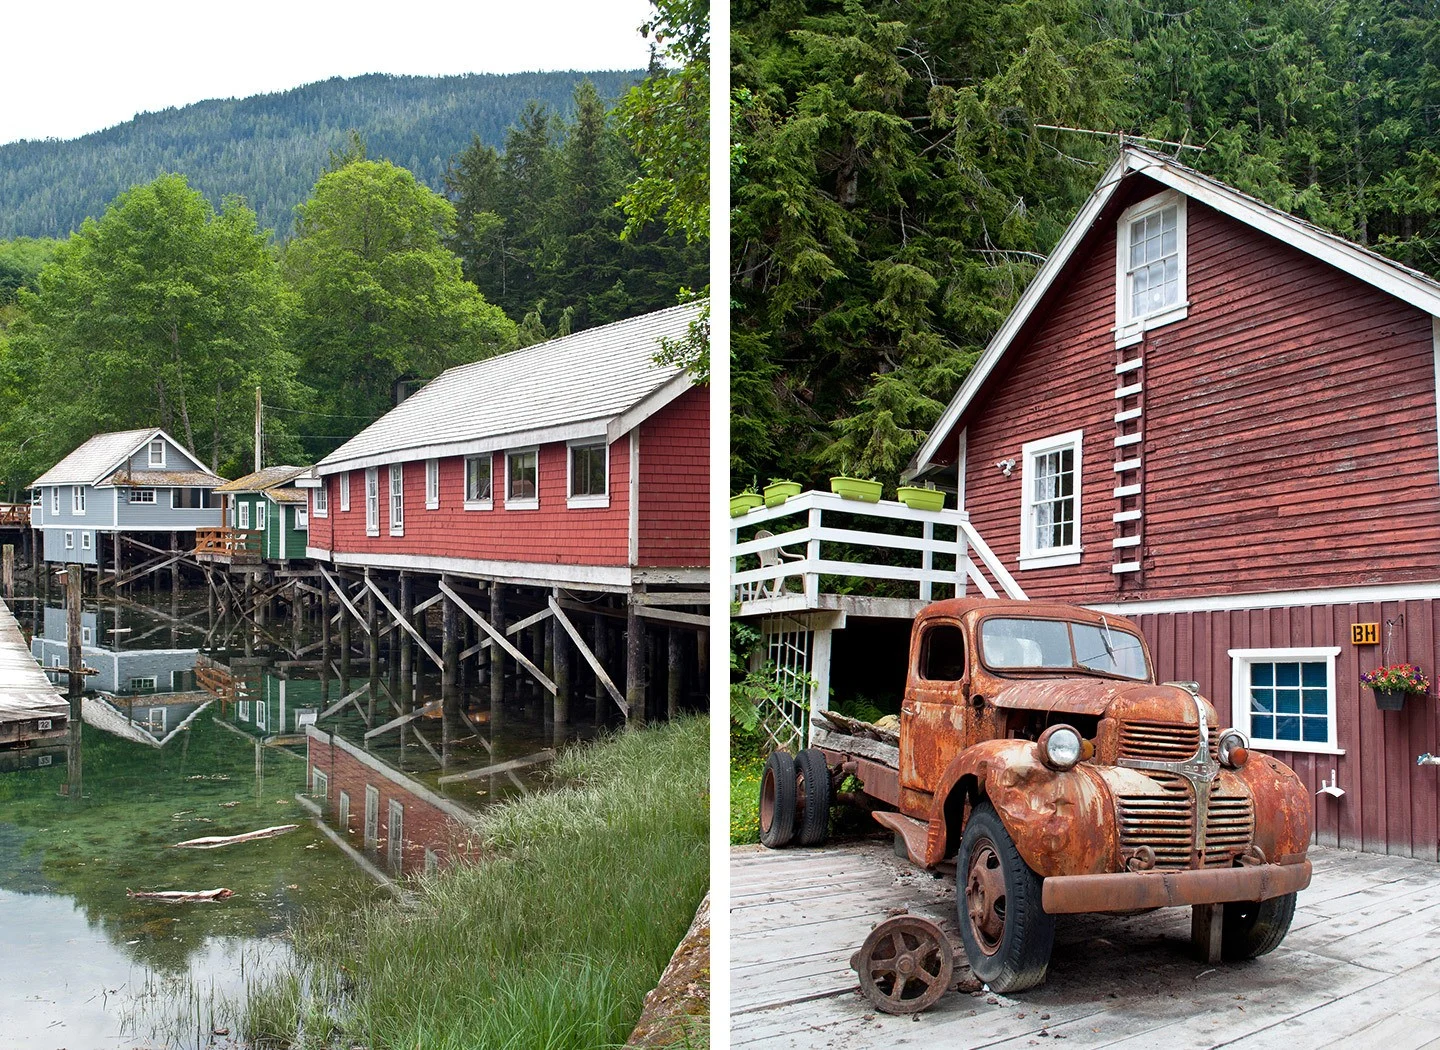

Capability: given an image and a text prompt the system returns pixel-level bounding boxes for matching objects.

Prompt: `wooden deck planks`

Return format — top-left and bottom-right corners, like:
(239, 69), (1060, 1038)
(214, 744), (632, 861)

(0, 600), (68, 740)
(731, 839), (1440, 1048)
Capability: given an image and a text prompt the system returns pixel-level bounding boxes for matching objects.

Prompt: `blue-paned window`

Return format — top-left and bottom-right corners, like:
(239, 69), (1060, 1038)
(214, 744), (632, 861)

(1230, 647), (1341, 754)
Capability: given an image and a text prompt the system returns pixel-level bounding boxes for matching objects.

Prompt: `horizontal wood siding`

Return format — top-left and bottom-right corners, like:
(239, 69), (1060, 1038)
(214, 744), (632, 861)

(324, 442), (630, 566)
(959, 180), (1440, 603)
(1134, 600), (1440, 860)
(638, 388), (709, 567)
(309, 489), (334, 551)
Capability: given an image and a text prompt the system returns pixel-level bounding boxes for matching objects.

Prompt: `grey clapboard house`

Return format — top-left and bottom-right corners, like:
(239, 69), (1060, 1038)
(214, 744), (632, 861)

(28, 428), (225, 580)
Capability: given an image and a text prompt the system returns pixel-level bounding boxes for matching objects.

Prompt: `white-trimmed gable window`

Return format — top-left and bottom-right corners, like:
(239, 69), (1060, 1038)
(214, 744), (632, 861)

(1229, 647), (1343, 755)
(72, 486), (86, 515)
(313, 484), (328, 517)
(389, 464), (404, 535)
(505, 448), (539, 509)
(365, 468), (379, 536)
(1115, 191), (1187, 345)
(464, 454), (493, 510)
(339, 471), (350, 512)
(425, 459), (439, 510)
(1019, 429), (1082, 569)
(567, 441), (609, 508)
(148, 438), (166, 467)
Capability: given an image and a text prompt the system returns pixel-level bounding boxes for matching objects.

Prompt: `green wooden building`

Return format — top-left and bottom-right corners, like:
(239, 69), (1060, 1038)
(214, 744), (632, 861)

(212, 465), (311, 563)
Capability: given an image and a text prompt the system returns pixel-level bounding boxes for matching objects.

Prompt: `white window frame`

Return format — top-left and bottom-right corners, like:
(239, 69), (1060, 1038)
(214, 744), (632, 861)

(148, 439), (166, 467)
(388, 798), (404, 870)
(129, 676), (157, 693)
(296, 507), (308, 529)
(256, 698), (268, 731)
(64, 531), (74, 550)
(312, 767), (328, 799)
(1228, 646), (1344, 756)
(339, 471), (350, 512)
(147, 706), (167, 733)
(81, 626), (92, 645)
(313, 483), (328, 518)
(388, 464), (405, 536)
(128, 488), (156, 504)
(505, 447), (539, 510)
(80, 531), (91, 550)
(566, 440), (610, 508)
(338, 790), (351, 832)
(365, 468), (380, 536)
(258, 501), (269, 531)
(51, 488), (58, 515)
(1019, 429), (1083, 570)
(239, 699), (250, 721)
(464, 454), (493, 510)
(425, 459), (440, 510)
(364, 784), (379, 850)
(72, 486), (86, 515)
(1115, 190), (1188, 346)
(238, 501), (250, 530)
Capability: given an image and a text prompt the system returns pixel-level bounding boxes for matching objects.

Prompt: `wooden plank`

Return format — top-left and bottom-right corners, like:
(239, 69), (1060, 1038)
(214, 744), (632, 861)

(440, 580), (555, 694)
(549, 597), (626, 715)
(316, 565), (370, 635)
(408, 723), (444, 765)
(634, 606), (709, 628)
(363, 575), (444, 671)
(810, 727), (899, 767)
(436, 748), (555, 785)
(319, 683), (368, 721)
(506, 606), (554, 636)
(363, 700), (442, 740)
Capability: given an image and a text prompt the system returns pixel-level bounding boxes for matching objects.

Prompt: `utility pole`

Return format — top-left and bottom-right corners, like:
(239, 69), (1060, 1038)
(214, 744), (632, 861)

(254, 386), (263, 474)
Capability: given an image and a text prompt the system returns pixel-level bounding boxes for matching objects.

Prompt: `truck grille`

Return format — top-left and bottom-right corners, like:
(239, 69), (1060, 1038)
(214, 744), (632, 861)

(1118, 720), (1220, 763)
(1116, 773), (1255, 869)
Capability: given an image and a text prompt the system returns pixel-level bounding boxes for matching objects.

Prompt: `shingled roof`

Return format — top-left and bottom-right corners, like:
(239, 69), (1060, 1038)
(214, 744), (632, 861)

(213, 465), (310, 494)
(31, 428), (222, 488)
(316, 302), (704, 474)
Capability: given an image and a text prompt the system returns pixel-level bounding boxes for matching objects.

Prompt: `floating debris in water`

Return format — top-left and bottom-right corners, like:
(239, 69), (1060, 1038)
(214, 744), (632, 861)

(172, 825), (298, 849)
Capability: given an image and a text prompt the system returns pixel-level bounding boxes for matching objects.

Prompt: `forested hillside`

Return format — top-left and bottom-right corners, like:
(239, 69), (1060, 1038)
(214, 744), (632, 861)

(732, 0), (1440, 488)
(0, 71), (641, 239)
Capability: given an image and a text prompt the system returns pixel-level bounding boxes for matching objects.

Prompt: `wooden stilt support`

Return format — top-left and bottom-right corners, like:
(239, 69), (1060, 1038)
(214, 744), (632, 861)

(339, 605), (352, 694)
(320, 585), (331, 703)
(549, 597), (625, 717)
(2, 544), (13, 601)
(442, 576), (459, 715)
(489, 581), (506, 722)
(552, 590), (571, 725)
(366, 572), (380, 724)
(1191, 904), (1224, 964)
(170, 534), (180, 598)
(594, 615), (609, 722)
(440, 580), (555, 695)
(398, 573), (414, 713)
(626, 599), (646, 726)
(65, 563), (84, 800)
(667, 628), (682, 720)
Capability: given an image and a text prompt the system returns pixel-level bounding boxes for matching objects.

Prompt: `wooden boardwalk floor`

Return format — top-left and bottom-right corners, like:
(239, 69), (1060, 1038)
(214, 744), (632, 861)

(732, 839), (1440, 1049)
(0, 599), (68, 725)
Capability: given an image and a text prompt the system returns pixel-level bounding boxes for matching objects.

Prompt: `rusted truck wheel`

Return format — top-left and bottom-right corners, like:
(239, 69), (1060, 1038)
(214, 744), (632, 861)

(957, 801), (1055, 993)
(795, 748), (831, 847)
(759, 751), (797, 848)
(1222, 891), (1296, 960)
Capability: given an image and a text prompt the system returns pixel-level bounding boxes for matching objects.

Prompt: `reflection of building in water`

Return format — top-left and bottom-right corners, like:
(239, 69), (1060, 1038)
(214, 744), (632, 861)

(30, 605), (207, 747)
(305, 727), (478, 878)
(221, 668), (325, 741)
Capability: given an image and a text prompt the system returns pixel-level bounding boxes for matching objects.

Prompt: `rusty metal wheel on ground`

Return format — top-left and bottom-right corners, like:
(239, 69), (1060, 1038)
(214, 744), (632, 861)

(758, 750), (797, 848)
(850, 915), (953, 1014)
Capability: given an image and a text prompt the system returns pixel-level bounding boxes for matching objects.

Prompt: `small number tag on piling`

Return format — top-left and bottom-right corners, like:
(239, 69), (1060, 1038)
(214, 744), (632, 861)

(37, 719), (51, 730)
(1352, 623), (1379, 645)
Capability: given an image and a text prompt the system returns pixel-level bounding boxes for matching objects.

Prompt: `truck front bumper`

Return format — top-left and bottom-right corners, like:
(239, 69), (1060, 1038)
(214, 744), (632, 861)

(1041, 860), (1312, 915)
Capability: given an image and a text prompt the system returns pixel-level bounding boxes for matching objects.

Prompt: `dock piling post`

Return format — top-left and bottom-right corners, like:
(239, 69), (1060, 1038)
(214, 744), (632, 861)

(399, 573), (414, 713)
(593, 616), (609, 722)
(490, 582), (506, 726)
(442, 575), (460, 717)
(626, 599), (646, 726)
(2, 544), (13, 601)
(320, 584), (332, 703)
(65, 563), (84, 800)
(667, 628), (682, 720)
(553, 588), (571, 726)
(366, 571), (380, 724)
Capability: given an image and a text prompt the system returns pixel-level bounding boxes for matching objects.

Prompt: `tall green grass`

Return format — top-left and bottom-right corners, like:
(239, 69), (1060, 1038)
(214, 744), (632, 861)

(244, 715), (710, 1050)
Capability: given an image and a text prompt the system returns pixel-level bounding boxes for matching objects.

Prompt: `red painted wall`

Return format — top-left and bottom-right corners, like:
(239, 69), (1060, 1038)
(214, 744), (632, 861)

(1128, 599), (1440, 861)
(639, 387), (709, 567)
(953, 175), (1440, 603)
(307, 734), (476, 876)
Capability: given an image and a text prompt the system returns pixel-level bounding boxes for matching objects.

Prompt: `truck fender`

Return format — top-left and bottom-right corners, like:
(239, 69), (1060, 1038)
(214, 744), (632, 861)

(925, 739), (1117, 876)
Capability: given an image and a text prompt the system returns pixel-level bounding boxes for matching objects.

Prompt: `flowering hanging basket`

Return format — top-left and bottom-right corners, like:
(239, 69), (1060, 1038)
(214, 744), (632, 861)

(1360, 664), (1429, 710)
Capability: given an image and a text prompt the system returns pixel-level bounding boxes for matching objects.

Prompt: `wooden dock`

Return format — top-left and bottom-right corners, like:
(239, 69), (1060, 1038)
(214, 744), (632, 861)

(0, 599), (70, 747)
(732, 839), (1440, 1048)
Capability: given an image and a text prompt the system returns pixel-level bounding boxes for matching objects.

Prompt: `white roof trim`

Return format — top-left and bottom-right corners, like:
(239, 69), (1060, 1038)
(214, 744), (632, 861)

(95, 427), (211, 484)
(606, 372), (693, 445)
(317, 419), (612, 475)
(910, 147), (1440, 477)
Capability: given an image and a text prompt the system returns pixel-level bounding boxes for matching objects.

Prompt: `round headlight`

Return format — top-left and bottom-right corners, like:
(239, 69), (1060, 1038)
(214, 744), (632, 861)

(1218, 728), (1249, 768)
(1038, 725), (1083, 771)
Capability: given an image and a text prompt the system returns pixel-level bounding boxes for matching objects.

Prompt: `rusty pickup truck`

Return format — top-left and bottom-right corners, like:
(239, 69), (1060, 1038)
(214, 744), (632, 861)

(758, 598), (1313, 993)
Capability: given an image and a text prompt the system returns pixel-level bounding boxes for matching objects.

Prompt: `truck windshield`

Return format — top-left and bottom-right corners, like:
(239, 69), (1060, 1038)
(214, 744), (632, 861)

(980, 618), (1150, 681)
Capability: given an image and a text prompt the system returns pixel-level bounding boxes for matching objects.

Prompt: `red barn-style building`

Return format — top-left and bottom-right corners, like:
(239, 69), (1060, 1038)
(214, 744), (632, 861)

(304, 303), (708, 729)
(907, 147), (1440, 859)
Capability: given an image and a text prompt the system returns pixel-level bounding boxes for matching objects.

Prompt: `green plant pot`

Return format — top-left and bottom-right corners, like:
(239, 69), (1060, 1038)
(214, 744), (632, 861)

(730, 492), (764, 517)
(897, 486), (945, 512)
(763, 481), (802, 508)
(829, 476), (882, 503)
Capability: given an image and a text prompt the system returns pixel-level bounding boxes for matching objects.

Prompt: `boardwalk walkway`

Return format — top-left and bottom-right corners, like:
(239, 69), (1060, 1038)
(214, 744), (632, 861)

(732, 839), (1440, 1049)
(0, 599), (69, 737)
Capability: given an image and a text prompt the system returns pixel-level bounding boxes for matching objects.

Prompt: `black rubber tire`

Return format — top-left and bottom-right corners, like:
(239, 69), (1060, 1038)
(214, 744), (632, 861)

(956, 800), (1056, 993)
(1221, 891), (1296, 961)
(795, 748), (832, 847)
(759, 751), (797, 848)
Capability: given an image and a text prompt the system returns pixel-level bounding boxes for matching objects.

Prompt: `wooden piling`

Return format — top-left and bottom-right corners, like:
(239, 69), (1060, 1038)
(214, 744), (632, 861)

(626, 601), (646, 726)
(320, 585), (332, 703)
(442, 576), (459, 715)
(2, 544), (13, 601)
(367, 573), (380, 723)
(65, 563), (84, 800)
(594, 616), (609, 722)
(490, 582), (506, 724)
(170, 535), (180, 598)
(339, 589), (353, 692)
(667, 628), (682, 720)
(399, 573), (414, 713)
(553, 590), (571, 725)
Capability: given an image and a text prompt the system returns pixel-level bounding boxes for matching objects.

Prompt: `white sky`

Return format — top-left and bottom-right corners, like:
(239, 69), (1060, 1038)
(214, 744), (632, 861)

(0, 0), (656, 146)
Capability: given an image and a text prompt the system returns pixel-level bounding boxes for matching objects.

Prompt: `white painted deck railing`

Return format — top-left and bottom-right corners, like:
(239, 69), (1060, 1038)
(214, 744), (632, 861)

(730, 489), (1026, 606)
